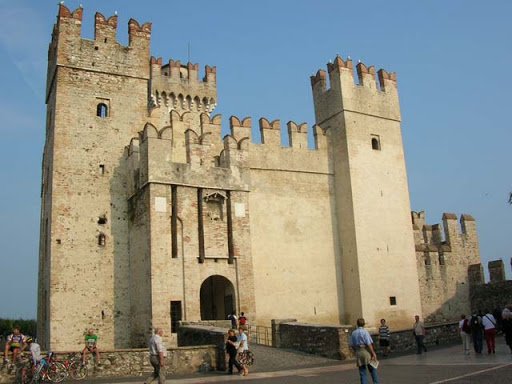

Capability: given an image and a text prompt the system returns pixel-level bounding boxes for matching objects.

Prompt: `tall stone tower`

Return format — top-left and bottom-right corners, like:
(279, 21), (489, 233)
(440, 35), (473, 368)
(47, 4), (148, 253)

(38, 5), (152, 350)
(311, 57), (423, 328)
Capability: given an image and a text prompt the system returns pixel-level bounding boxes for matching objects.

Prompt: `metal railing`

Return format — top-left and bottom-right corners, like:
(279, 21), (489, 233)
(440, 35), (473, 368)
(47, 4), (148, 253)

(247, 325), (274, 346)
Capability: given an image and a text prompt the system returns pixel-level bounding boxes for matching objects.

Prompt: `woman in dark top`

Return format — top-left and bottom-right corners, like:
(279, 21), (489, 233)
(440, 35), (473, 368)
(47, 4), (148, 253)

(225, 329), (243, 374)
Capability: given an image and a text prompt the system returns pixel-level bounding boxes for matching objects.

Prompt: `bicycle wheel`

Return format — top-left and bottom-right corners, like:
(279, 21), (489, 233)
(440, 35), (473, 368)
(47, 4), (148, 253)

(68, 360), (87, 380)
(46, 361), (67, 383)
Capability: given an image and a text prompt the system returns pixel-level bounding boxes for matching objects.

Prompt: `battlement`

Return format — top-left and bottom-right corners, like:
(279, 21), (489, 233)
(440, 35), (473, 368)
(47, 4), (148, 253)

(47, 5), (152, 100)
(311, 55), (397, 94)
(51, 5), (151, 47)
(311, 55), (400, 124)
(150, 57), (217, 114)
(412, 211), (479, 252)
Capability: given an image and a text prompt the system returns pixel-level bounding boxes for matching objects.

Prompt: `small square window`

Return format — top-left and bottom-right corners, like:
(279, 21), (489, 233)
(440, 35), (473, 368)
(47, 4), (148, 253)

(389, 296), (397, 306)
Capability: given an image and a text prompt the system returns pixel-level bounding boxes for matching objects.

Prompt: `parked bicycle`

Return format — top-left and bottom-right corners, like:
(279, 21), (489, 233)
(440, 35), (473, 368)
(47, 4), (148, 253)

(15, 352), (66, 384)
(60, 352), (88, 381)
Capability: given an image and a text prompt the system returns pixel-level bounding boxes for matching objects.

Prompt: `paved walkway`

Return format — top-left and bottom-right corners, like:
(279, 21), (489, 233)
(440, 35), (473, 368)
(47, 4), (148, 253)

(85, 337), (512, 383)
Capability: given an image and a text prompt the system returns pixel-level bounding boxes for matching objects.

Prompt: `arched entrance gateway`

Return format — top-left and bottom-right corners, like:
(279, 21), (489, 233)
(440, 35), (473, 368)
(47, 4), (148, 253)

(200, 275), (236, 320)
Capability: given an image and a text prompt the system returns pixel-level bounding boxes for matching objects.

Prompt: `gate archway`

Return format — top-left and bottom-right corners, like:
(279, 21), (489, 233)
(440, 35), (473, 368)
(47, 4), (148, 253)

(200, 275), (236, 320)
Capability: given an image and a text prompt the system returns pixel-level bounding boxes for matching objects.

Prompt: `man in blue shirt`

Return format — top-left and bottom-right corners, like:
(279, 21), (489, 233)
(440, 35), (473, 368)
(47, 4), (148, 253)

(350, 318), (380, 384)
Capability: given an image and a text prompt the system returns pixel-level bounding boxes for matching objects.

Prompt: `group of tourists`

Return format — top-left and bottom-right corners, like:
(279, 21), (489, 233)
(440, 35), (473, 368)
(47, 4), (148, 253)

(351, 306), (512, 384)
(459, 305), (512, 355)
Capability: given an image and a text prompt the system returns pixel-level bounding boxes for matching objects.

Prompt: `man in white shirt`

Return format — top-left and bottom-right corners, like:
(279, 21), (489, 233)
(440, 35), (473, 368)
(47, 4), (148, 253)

(145, 328), (167, 384)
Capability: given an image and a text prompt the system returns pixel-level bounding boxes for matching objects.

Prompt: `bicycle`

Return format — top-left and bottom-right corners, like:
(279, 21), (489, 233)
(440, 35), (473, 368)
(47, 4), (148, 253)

(23, 353), (67, 383)
(60, 353), (88, 380)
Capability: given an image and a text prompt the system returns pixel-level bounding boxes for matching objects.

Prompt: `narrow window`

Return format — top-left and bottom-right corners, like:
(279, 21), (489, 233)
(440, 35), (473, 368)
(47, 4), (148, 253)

(170, 301), (182, 333)
(389, 296), (397, 306)
(439, 252), (445, 266)
(98, 233), (106, 246)
(99, 164), (105, 175)
(424, 254), (431, 266)
(371, 135), (381, 150)
(97, 103), (108, 118)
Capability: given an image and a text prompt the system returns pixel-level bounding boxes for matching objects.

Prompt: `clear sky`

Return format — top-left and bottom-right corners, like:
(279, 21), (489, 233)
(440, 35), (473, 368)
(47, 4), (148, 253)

(0, 0), (511, 319)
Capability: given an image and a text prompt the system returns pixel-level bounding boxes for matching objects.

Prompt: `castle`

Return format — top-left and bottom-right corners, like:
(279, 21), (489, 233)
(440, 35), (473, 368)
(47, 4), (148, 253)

(38, 5), (481, 350)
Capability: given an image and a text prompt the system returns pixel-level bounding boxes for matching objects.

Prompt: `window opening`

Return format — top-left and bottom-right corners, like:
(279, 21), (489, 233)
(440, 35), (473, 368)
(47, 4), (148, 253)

(98, 233), (106, 246)
(371, 135), (381, 150)
(389, 296), (397, 306)
(97, 103), (108, 118)
(99, 164), (105, 175)
(98, 216), (107, 225)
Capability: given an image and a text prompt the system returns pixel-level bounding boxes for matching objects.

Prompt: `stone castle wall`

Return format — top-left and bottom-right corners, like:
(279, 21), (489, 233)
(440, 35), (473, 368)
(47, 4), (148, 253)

(413, 212), (480, 322)
(39, 4), (482, 352)
(470, 258), (512, 312)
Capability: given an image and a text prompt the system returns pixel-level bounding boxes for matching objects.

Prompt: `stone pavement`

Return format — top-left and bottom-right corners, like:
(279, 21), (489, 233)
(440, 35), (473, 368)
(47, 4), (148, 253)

(83, 337), (512, 383)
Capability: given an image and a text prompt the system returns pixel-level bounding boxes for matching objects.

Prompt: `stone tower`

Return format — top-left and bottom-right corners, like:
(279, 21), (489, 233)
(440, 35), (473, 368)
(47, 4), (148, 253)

(310, 57), (423, 328)
(38, 5), (152, 350)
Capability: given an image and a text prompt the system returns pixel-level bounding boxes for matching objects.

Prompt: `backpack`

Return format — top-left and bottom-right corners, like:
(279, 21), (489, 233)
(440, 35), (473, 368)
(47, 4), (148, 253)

(462, 319), (471, 333)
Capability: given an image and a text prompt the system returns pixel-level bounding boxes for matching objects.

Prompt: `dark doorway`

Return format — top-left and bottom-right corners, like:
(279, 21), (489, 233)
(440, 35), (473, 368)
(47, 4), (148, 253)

(200, 275), (236, 320)
(170, 301), (182, 333)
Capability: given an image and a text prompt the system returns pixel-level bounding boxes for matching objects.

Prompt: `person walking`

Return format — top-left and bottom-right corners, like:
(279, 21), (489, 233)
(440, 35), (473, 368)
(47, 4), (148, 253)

(378, 319), (391, 357)
(225, 329), (243, 375)
(482, 310), (497, 354)
(236, 327), (249, 376)
(470, 311), (484, 354)
(458, 314), (471, 355)
(350, 318), (380, 384)
(144, 328), (167, 384)
(413, 315), (427, 354)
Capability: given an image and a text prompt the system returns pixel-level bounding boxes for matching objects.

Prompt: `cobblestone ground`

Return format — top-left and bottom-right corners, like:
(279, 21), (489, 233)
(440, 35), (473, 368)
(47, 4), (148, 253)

(248, 344), (341, 372)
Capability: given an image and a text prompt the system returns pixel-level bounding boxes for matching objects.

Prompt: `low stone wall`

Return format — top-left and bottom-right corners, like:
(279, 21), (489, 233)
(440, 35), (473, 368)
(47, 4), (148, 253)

(377, 321), (460, 353)
(272, 319), (460, 360)
(274, 321), (352, 360)
(177, 325), (228, 370)
(0, 345), (216, 384)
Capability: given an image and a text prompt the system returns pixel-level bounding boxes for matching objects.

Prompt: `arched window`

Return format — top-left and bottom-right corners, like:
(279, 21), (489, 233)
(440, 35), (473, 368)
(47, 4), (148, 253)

(371, 136), (381, 150)
(97, 103), (108, 118)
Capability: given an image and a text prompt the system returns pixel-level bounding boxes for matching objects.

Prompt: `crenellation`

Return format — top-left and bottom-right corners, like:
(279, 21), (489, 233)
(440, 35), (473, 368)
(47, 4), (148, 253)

(259, 118), (281, 146)
(287, 121), (308, 149)
(489, 260), (506, 282)
(204, 65), (217, 83)
(312, 125), (328, 151)
(127, 18), (152, 47)
(377, 69), (397, 92)
(356, 62), (377, 89)
(94, 12), (118, 42)
(229, 116), (251, 142)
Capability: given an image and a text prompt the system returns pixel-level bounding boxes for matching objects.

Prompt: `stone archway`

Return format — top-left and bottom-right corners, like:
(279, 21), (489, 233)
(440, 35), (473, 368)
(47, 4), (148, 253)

(200, 275), (236, 320)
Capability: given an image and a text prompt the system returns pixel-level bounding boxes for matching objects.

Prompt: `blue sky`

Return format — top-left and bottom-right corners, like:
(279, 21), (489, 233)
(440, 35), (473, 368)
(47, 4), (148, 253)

(0, 0), (511, 319)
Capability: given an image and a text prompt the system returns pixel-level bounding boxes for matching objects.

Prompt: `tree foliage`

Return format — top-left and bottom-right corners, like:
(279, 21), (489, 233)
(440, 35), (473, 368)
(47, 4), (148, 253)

(0, 318), (37, 338)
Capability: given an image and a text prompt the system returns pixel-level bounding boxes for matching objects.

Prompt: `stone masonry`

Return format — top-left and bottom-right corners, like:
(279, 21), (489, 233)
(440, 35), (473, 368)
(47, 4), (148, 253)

(38, 5), (482, 351)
